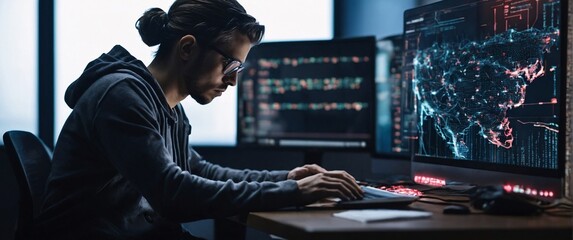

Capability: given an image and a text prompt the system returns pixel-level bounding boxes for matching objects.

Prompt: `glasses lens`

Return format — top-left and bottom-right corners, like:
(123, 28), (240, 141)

(223, 61), (243, 75)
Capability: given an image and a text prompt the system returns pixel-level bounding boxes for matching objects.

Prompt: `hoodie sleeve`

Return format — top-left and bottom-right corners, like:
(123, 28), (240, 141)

(187, 147), (290, 182)
(91, 79), (302, 222)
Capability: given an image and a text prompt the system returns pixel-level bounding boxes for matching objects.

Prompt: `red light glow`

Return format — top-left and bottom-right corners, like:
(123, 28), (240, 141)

(503, 184), (512, 192)
(414, 175), (446, 187)
(502, 183), (556, 199)
(379, 185), (423, 197)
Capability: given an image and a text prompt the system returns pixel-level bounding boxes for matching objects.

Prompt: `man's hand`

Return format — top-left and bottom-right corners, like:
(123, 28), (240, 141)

(287, 164), (327, 180)
(295, 170), (363, 204)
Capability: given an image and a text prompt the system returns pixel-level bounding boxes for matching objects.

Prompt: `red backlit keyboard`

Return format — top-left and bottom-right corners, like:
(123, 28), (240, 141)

(378, 185), (424, 197)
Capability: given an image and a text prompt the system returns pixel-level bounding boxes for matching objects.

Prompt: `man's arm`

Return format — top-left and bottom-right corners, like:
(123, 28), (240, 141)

(187, 147), (290, 182)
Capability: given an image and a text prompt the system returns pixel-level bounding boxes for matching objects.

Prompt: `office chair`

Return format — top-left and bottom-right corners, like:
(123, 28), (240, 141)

(3, 130), (52, 240)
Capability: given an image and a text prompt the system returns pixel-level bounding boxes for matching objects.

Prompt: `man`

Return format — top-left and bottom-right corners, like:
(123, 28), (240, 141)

(36, 0), (362, 239)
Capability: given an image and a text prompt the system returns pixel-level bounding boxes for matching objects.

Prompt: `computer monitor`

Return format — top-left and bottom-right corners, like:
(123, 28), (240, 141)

(374, 35), (413, 159)
(404, 0), (566, 198)
(237, 36), (376, 165)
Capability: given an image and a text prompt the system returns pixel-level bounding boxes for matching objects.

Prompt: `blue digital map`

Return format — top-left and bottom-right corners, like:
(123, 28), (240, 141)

(413, 28), (559, 159)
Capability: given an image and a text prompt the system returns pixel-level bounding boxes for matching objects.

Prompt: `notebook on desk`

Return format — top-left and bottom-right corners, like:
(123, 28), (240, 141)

(306, 186), (419, 209)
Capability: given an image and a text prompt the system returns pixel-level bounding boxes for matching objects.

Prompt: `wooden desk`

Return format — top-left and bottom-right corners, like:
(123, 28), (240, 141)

(246, 202), (572, 240)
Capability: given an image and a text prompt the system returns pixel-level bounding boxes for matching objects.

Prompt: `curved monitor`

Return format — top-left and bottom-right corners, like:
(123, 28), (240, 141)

(404, 0), (566, 198)
(237, 37), (376, 163)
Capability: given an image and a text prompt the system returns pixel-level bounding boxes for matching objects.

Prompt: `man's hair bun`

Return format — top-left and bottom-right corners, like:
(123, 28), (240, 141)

(135, 8), (169, 46)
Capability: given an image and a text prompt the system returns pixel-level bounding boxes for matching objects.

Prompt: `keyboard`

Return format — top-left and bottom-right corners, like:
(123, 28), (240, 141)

(361, 186), (416, 199)
(326, 186), (419, 209)
(305, 186), (419, 209)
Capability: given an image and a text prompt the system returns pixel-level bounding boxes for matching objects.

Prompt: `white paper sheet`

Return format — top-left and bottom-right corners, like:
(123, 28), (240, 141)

(333, 209), (432, 223)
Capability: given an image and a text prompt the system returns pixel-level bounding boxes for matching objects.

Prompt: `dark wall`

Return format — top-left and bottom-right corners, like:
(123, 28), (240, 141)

(334, 0), (441, 39)
(334, 0), (418, 39)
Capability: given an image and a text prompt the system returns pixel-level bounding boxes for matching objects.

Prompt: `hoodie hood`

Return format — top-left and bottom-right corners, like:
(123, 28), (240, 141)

(65, 45), (155, 109)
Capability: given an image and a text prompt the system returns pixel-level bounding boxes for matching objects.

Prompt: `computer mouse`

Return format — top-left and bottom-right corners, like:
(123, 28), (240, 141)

(442, 205), (470, 215)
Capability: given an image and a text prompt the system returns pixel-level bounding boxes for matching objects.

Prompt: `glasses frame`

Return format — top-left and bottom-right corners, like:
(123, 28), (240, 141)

(209, 45), (244, 76)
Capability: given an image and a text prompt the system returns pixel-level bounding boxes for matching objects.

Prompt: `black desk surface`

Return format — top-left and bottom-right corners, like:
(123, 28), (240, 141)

(245, 201), (573, 240)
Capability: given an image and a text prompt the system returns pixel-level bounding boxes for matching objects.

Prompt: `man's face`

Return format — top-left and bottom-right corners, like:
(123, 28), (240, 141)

(184, 32), (252, 105)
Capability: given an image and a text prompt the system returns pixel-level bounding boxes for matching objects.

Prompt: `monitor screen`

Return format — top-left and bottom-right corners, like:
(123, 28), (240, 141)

(375, 35), (413, 159)
(237, 37), (376, 162)
(404, 0), (565, 197)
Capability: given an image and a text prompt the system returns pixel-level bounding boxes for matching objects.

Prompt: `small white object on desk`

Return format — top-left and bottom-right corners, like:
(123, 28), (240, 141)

(333, 209), (432, 223)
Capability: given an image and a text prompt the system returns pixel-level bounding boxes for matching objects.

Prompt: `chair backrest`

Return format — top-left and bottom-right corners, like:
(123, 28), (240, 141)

(3, 130), (52, 239)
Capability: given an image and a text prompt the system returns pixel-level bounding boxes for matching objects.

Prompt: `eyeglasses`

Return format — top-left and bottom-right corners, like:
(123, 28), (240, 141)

(210, 45), (244, 76)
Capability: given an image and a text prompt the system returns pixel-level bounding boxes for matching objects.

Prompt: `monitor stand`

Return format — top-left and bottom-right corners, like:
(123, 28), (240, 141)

(303, 150), (324, 166)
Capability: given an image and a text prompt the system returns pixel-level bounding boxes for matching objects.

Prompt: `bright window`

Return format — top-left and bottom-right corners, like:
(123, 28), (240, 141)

(0, 0), (38, 144)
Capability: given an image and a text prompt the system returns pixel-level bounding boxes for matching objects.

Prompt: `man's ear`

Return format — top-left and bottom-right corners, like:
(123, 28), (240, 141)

(178, 35), (197, 61)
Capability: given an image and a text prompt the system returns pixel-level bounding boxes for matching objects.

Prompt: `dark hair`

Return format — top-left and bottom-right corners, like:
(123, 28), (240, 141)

(135, 0), (265, 58)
